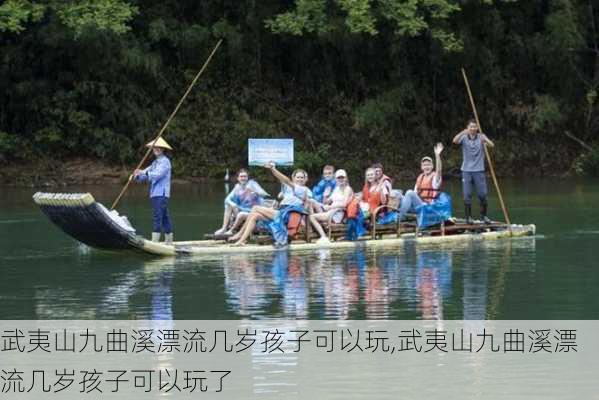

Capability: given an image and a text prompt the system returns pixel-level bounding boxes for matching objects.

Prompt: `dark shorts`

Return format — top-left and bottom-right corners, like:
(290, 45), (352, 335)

(462, 171), (488, 203)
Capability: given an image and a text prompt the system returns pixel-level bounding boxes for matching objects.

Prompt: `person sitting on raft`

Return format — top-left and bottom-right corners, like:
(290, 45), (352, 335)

(360, 167), (389, 218)
(214, 168), (269, 236)
(344, 167), (385, 240)
(396, 142), (444, 222)
(311, 165), (336, 206)
(133, 137), (174, 244)
(228, 163), (312, 246)
(372, 162), (393, 203)
(309, 169), (354, 244)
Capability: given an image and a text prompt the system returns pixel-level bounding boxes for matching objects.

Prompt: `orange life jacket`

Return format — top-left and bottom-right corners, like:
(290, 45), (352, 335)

(416, 173), (440, 204)
(362, 183), (383, 212)
(287, 212), (303, 238)
(346, 197), (360, 219)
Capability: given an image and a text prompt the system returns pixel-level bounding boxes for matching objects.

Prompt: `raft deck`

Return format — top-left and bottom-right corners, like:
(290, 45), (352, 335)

(33, 192), (536, 257)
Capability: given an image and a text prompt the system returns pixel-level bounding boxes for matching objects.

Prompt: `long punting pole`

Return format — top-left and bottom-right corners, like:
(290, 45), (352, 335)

(111, 39), (223, 210)
(461, 68), (512, 233)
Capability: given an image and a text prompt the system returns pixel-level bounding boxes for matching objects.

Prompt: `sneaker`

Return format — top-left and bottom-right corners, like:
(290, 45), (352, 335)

(465, 217), (474, 225)
(224, 229), (234, 236)
(214, 228), (225, 235)
(481, 216), (492, 224)
(316, 237), (331, 245)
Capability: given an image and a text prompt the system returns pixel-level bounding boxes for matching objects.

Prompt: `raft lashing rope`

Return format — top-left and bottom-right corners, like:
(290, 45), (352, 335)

(33, 192), (139, 250)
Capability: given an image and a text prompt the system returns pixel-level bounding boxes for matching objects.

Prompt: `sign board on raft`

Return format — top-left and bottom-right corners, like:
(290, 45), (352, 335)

(248, 139), (294, 166)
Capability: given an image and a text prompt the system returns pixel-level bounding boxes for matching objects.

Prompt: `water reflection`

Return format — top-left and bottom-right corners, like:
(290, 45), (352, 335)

(25, 237), (536, 320)
(413, 250), (452, 320)
(146, 263), (174, 321)
(220, 238), (536, 320)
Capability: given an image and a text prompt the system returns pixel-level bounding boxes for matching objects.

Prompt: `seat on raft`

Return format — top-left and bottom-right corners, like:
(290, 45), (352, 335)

(251, 207), (420, 244)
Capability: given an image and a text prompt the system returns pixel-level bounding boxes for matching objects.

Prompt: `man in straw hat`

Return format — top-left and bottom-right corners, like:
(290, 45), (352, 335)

(133, 137), (174, 244)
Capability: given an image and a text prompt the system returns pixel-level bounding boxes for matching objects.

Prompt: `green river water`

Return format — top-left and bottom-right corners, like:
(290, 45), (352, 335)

(0, 178), (597, 320)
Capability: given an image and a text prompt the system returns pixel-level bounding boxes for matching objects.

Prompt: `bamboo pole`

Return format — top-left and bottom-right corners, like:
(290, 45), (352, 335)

(461, 68), (512, 232)
(111, 39), (223, 210)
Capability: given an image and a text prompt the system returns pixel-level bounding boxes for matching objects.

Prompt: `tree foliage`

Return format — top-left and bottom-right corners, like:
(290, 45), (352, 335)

(0, 0), (137, 35)
(1, 0), (599, 176)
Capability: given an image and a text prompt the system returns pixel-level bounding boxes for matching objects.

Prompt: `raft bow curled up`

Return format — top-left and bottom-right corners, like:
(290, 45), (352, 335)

(33, 192), (176, 256)
(33, 192), (536, 257)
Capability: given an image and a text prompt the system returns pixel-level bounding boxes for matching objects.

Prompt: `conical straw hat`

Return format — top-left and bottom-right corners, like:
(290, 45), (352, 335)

(145, 137), (173, 151)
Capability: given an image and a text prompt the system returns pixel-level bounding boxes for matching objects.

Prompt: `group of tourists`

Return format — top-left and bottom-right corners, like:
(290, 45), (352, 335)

(134, 119), (494, 246)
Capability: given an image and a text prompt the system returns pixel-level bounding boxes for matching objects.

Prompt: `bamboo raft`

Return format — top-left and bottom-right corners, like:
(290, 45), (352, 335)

(33, 192), (536, 257)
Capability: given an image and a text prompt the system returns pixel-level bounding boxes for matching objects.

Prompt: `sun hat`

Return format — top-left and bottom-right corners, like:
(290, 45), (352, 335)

(335, 169), (347, 178)
(145, 137), (173, 151)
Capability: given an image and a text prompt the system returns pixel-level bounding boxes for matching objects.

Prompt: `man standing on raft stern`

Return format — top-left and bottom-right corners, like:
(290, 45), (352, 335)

(453, 119), (494, 224)
(133, 137), (174, 244)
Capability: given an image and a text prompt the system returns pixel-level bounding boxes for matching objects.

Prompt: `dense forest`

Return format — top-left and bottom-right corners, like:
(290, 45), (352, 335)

(1, 0), (599, 180)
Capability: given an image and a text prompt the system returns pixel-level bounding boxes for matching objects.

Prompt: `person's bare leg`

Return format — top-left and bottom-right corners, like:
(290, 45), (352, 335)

(310, 211), (333, 239)
(309, 214), (326, 238)
(228, 212), (248, 233)
(228, 208), (268, 241)
(215, 207), (233, 234)
(250, 206), (277, 220)
(309, 200), (324, 214)
(228, 212), (253, 242)
(228, 217), (250, 241)
(229, 206), (276, 244)
(232, 214), (263, 245)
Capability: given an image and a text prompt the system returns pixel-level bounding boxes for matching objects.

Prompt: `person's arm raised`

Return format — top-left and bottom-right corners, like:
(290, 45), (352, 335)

(265, 162), (294, 188)
(452, 129), (467, 145)
(434, 142), (443, 181)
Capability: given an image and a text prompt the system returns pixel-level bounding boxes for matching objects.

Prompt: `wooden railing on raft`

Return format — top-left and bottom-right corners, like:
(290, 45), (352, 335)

(371, 205), (400, 239)
(218, 218), (507, 245)
(203, 205), (507, 243)
(370, 204), (449, 238)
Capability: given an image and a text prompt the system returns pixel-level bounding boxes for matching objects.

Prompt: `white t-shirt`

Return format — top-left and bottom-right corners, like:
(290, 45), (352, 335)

(329, 185), (353, 208)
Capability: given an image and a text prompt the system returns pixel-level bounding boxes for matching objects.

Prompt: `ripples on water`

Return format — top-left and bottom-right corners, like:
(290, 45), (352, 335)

(1, 179), (597, 320)
(218, 239), (537, 320)
(1, 237), (539, 320)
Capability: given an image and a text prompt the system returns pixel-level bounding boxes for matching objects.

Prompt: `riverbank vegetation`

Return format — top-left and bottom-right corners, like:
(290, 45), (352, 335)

(1, 0), (598, 181)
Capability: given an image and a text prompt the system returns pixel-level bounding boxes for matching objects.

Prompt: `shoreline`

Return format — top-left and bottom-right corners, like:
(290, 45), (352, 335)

(0, 158), (205, 188)
(1, 157), (574, 188)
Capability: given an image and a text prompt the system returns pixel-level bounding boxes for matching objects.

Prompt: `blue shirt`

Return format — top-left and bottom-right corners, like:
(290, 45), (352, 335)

(136, 155), (171, 198)
(312, 178), (336, 203)
(459, 134), (486, 172)
(224, 179), (269, 212)
(280, 184), (312, 208)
